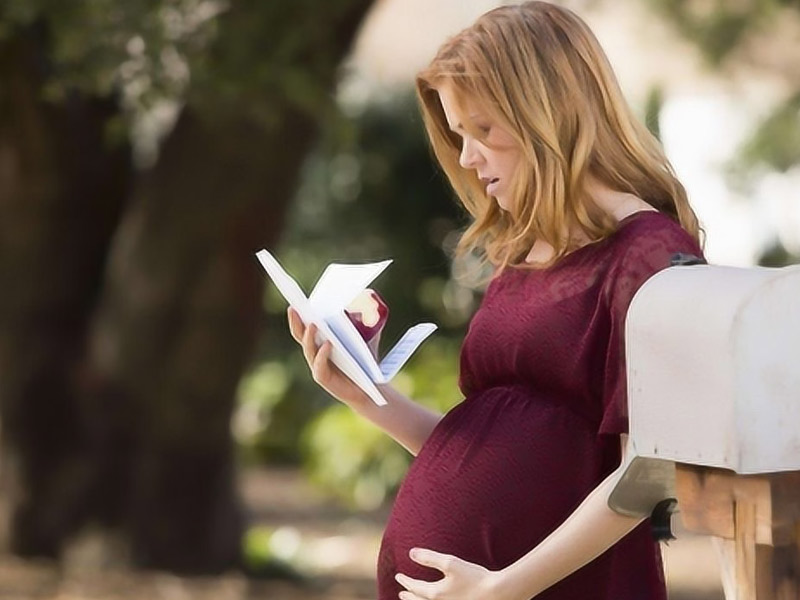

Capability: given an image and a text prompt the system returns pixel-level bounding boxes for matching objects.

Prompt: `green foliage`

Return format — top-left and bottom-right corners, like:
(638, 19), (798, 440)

(648, 0), (780, 65)
(300, 338), (461, 509)
(758, 240), (800, 267)
(644, 85), (664, 141)
(234, 360), (292, 463)
(650, 0), (800, 238)
(302, 403), (401, 510)
(0, 0), (215, 108)
(188, 0), (370, 125)
(0, 0), (369, 130)
(649, 0), (800, 168)
(242, 525), (279, 569)
(242, 525), (304, 578)
(737, 93), (800, 174)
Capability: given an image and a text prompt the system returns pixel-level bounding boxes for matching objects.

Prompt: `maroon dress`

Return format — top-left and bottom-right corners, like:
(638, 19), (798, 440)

(377, 211), (704, 599)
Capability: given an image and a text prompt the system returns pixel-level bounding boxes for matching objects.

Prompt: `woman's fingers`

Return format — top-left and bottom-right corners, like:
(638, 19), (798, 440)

(395, 573), (438, 599)
(301, 321), (319, 364)
(287, 307), (305, 342)
(300, 322), (336, 387)
(312, 340), (332, 384)
(408, 548), (455, 571)
(287, 308), (347, 396)
(289, 309), (329, 375)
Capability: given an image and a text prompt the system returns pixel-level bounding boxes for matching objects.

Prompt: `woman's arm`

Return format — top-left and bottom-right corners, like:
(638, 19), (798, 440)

(396, 435), (644, 600)
(288, 307), (443, 455)
(497, 433), (641, 598)
(357, 383), (443, 456)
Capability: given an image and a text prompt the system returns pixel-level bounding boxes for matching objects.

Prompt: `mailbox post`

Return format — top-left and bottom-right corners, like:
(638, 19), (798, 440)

(675, 464), (800, 599)
(608, 263), (800, 600)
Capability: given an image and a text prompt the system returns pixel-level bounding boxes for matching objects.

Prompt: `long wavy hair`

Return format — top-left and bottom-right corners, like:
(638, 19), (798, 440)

(416, 1), (702, 280)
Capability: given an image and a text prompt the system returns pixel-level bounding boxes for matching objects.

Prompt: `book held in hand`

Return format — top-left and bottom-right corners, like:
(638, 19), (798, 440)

(255, 249), (438, 406)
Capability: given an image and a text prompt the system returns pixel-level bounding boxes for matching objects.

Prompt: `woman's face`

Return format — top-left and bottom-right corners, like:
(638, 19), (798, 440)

(436, 83), (523, 211)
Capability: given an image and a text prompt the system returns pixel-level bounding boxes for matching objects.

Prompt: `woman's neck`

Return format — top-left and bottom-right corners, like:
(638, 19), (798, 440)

(523, 179), (656, 265)
(584, 177), (656, 221)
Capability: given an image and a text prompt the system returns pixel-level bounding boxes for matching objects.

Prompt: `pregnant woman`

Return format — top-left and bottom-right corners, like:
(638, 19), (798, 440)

(287, 2), (703, 598)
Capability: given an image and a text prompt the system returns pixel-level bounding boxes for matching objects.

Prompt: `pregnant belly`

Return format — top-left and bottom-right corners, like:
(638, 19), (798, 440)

(377, 386), (606, 598)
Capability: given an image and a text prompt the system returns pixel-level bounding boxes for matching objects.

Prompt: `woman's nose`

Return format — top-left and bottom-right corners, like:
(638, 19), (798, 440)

(459, 137), (481, 169)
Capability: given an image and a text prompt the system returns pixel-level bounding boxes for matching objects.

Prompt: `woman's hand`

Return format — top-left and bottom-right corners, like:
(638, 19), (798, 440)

(395, 549), (511, 600)
(287, 307), (374, 408)
(288, 306), (442, 454)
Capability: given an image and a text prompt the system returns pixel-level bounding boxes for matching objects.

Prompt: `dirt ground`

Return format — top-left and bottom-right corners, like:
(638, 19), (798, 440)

(0, 467), (725, 600)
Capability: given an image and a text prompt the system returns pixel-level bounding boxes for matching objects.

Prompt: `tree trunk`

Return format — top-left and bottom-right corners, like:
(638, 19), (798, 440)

(85, 105), (316, 572)
(0, 23), (132, 556)
(0, 0), (373, 573)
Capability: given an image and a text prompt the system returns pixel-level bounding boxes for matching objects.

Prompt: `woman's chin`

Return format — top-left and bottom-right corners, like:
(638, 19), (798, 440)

(495, 196), (511, 211)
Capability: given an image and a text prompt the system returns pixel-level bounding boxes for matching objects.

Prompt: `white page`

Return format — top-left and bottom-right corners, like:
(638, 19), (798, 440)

(379, 323), (438, 381)
(309, 260), (392, 314)
(255, 249), (310, 309)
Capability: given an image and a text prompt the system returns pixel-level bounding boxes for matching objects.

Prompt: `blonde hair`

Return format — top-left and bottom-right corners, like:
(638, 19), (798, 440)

(416, 1), (702, 280)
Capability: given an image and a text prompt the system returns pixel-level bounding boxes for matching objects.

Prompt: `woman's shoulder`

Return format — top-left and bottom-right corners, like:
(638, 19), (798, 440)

(610, 210), (702, 261)
(599, 210), (704, 303)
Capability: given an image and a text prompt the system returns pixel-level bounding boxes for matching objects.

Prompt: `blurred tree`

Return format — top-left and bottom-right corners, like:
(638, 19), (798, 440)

(650, 0), (800, 173)
(0, 0), (373, 573)
(649, 0), (800, 265)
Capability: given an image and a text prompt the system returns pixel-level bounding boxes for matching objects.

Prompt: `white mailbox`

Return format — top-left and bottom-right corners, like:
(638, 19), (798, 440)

(609, 263), (800, 517)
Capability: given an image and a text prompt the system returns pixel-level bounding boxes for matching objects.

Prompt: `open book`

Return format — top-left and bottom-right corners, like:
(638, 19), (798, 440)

(256, 249), (437, 406)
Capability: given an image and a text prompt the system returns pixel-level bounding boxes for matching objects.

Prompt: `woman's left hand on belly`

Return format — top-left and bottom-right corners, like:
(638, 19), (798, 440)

(395, 548), (514, 600)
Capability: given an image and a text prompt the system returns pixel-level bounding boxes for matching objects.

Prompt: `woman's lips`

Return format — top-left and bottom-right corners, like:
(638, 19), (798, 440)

(484, 177), (500, 196)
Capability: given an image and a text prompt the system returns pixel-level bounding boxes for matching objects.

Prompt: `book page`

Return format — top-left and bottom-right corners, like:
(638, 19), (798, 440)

(378, 323), (438, 382)
(255, 249), (310, 309)
(308, 260), (392, 314)
(324, 311), (385, 381)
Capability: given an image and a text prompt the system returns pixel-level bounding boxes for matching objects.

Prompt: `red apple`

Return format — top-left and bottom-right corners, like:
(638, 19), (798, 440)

(345, 288), (389, 345)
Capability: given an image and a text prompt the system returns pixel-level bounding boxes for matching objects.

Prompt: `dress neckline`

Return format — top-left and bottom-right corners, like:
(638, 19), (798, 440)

(518, 209), (661, 270)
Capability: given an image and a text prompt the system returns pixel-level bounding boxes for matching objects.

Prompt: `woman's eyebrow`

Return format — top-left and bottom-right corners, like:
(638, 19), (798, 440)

(450, 114), (485, 132)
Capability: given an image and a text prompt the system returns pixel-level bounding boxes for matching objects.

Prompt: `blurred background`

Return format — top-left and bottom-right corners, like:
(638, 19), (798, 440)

(0, 0), (798, 598)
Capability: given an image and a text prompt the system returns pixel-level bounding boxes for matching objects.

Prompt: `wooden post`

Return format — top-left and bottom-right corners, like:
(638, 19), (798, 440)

(769, 521), (800, 600)
(675, 465), (800, 600)
(734, 500), (757, 599)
